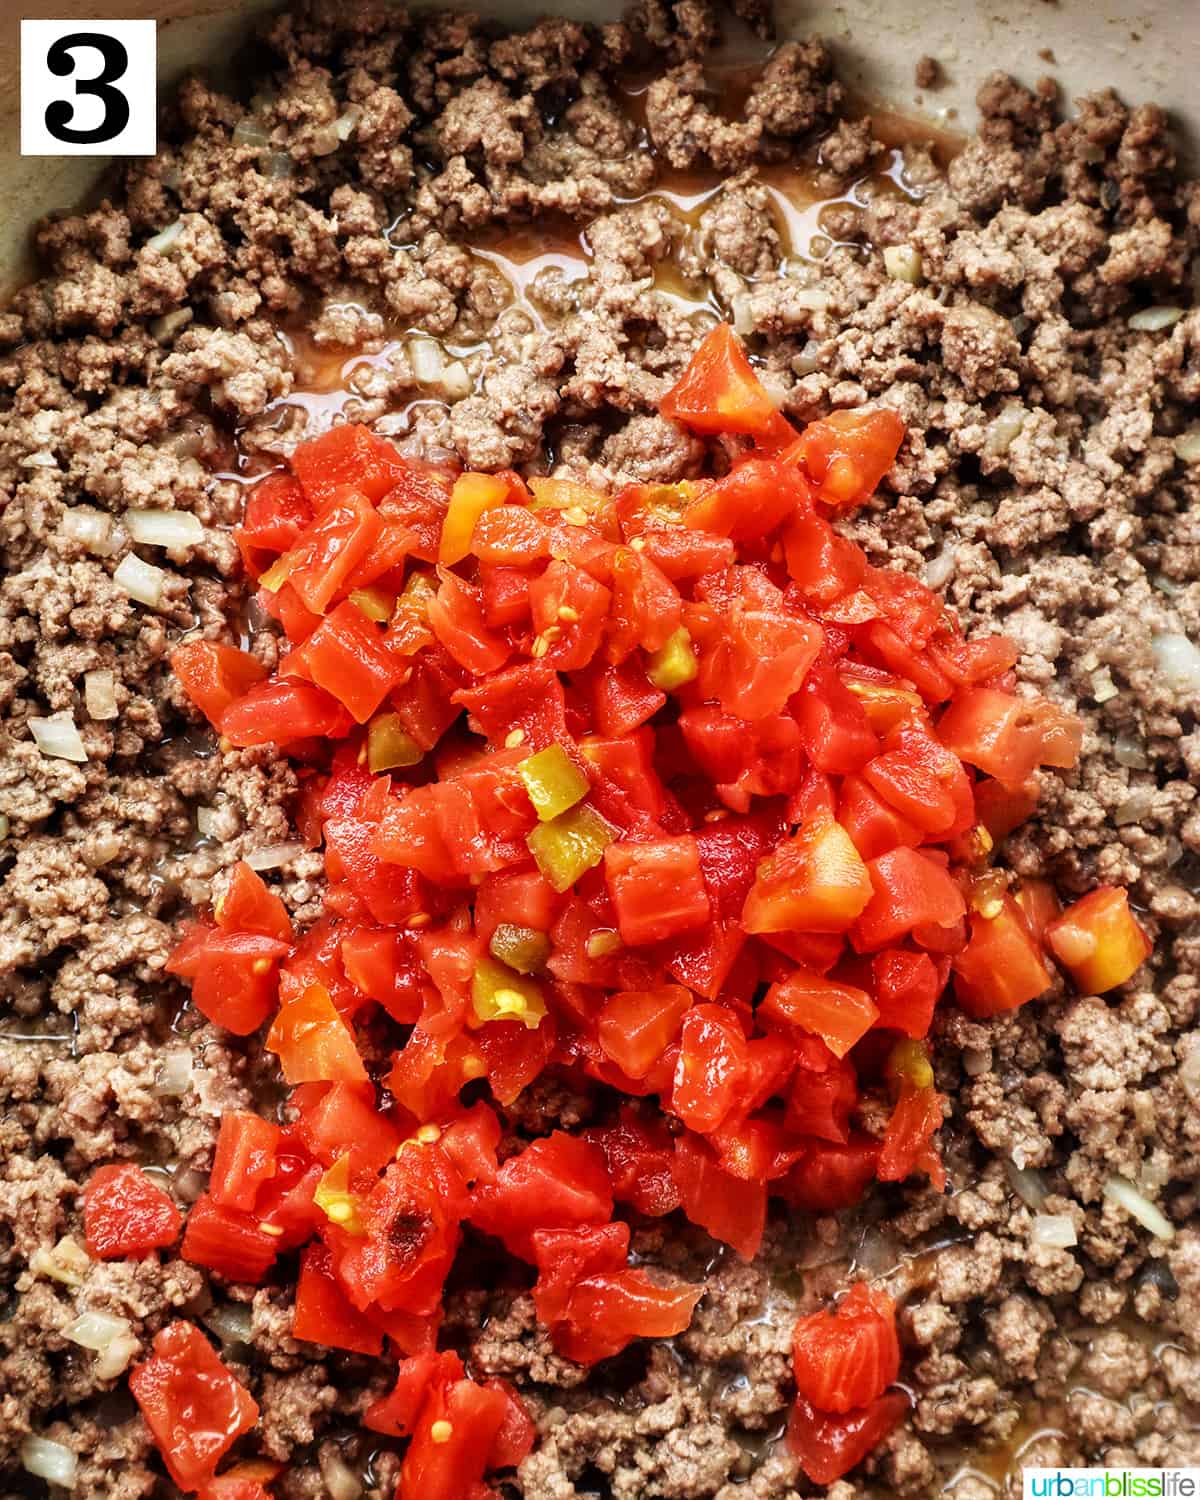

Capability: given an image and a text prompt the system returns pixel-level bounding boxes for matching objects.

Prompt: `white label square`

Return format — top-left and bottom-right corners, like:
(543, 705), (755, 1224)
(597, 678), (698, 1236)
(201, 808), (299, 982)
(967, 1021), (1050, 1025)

(21, 20), (157, 156)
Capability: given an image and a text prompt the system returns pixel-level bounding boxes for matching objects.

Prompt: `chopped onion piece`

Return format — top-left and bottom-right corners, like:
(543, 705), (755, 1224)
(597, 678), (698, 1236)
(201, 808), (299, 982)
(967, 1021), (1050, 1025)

(334, 105), (363, 142)
(883, 244), (923, 284)
(320, 1448), (364, 1500)
(1127, 305), (1184, 331)
(1114, 788), (1153, 826)
(150, 308), (194, 341)
(245, 841), (306, 871)
(1031, 1214), (1077, 1249)
(29, 711), (87, 764)
(21, 1436), (77, 1488)
(20, 449), (58, 469)
(793, 339), (822, 375)
(203, 1301), (253, 1344)
(84, 669), (118, 722)
(30, 1235), (90, 1287)
(147, 219), (185, 254)
(65, 1310), (132, 1351)
(1151, 632), (1200, 693)
(924, 547), (956, 589)
(232, 118), (271, 148)
(95, 1334), (140, 1380)
(125, 508), (205, 550)
(196, 806), (219, 838)
(114, 553), (167, 608)
(408, 336), (444, 385)
(961, 1046), (989, 1076)
(264, 152), (295, 180)
(62, 507), (116, 555)
(1004, 1160), (1047, 1209)
(986, 403), (1027, 457)
(790, 287), (831, 312)
(1090, 667), (1118, 703)
(1103, 1175), (1175, 1240)
(440, 360), (472, 401)
(0, 814), (8, 841)
(154, 1049), (193, 1096)
(1174, 428), (1200, 463)
(731, 292), (754, 337)
(1113, 733), (1148, 770)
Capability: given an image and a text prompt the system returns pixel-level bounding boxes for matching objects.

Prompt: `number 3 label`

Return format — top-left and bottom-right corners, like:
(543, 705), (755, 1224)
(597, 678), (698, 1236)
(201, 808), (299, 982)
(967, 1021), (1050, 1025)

(21, 20), (157, 156)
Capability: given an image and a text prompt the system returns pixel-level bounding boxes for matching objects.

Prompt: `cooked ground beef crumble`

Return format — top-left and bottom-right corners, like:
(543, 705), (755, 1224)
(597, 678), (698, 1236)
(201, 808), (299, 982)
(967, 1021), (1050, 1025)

(1, 1), (1198, 1495)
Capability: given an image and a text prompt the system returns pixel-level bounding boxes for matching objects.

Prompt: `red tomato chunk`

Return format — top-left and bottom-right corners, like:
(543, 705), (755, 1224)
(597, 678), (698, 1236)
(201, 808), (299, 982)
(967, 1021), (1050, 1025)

(149, 327), (1140, 1489)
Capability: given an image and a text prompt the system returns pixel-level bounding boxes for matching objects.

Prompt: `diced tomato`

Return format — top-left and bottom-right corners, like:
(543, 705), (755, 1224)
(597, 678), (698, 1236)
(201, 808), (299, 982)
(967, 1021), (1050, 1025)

(453, 662), (567, 750)
(530, 1222), (629, 1324)
(785, 1038), (858, 1142)
(975, 777), (1040, 842)
(530, 560), (611, 671)
(699, 599), (824, 722)
(597, 984), (691, 1079)
(852, 847), (966, 951)
(266, 983), (368, 1084)
(236, 470), (312, 565)
(294, 1080), (402, 1176)
(661, 323), (794, 443)
(166, 923), (289, 1036)
(872, 949), (939, 1037)
(216, 862), (292, 943)
(219, 677), (354, 748)
(1044, 886), (1152, 994)
(878, 1061), (946, 1191)
(788, 406), (905, 508)
(683, 456), (811, 540)
(787, 1392), (910, 1485)
(290, 423), (408, 508)
(938, 687), (1082, 787)
(293, 1242), (383, 1357)
(171, 640), (267, 728)
(778, 1136), (880, 1212)
(953, 896), (1053, 1018)
(469, 1133), (613, 1259)
(209, 1113), (281, 1214)
(604, 835), (710, 946)
(760, 968), (878, 1059)
(83, 1163), (182, 1260)
(792, 1283), (900, 1414)
(673, 1132), (766, 1260)
(551, 1267), (703, 1366)
(180, 1195), (280, 1284)
(743, 817), (872, 935)
(585, 1109), (681, 1218)
(287, 598), (405, 722)
(1014, 877), (1061, 942)
(671, 1003), (750, 1133)
(331, 1144), (463, 1314)
(129, 1322), (259, 1491)
(275, 486), (384, 615)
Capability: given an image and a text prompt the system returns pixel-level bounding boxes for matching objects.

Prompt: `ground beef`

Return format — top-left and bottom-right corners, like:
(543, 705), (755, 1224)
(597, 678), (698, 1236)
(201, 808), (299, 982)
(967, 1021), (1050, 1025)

(1, 2), (1198, 1497)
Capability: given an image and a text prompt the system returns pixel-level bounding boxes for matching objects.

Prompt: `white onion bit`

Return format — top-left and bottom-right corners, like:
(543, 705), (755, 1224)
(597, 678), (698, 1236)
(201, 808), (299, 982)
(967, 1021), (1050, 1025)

(924, 547), (956, 590)
(320, 1447), (364, 1500)
(883, 244), (923, 284)
(154, 1049), (194, 1096)
(1031, 1214), (1078, 1249)
(440, 360), (472, 401)
(61, 507), (116, 556)
(114, 553), (169, 609)
(29, 1236), (90, 1287)
(1103, 1175), (1176, 1240)
(1174, 428), (1200, 463)
(1151, 632), (1200, 694)
(84, 669), (118, 722)
(65, 1310), (132, 1351)
(29, 711), (88, 764)
(245, 841), (306, 871)
(408, 336), (444, 386)
(147, 219), (185, 255)
(1127, 305), (1184, 332)
(334, 106), (363, 142)
(95, 1334), (140, 1380)
(125, 509), (205, 550)
(203, 1302), (253, 1344)
(196, 806), (219, 838)
(21, 1436), (78, 1488)
(1113, 733), (1149, 770)
(1005, 1159), (1048, 1210)
(150, 308), (195, 341)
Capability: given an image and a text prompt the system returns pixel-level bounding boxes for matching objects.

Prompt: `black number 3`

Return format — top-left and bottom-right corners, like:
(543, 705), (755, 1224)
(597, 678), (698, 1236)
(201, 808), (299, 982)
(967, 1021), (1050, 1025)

(44, 32), (131, 145)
